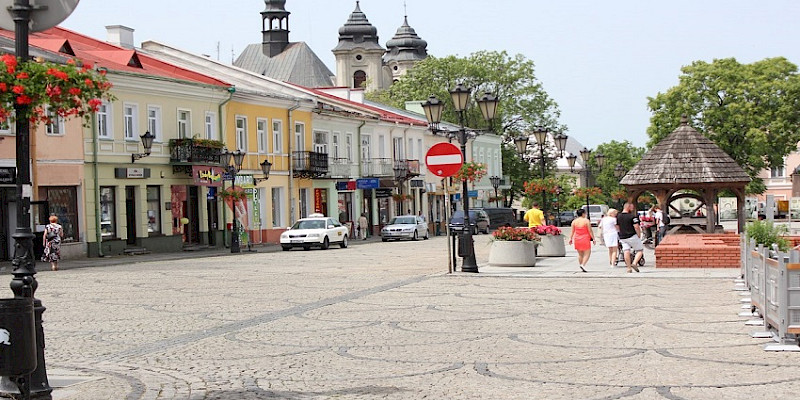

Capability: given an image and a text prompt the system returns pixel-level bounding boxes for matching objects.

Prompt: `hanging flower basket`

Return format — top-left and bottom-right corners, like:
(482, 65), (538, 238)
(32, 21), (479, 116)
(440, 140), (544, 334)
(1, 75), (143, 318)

(611, 189), (627, 201)
(391, 193), (413, 202)
(0, 55), (114, 124)
(454, 162), (487, 183)
(574, 187), (602, 198)
(523, 177), (559, 197)
(219, 188), (246, 201)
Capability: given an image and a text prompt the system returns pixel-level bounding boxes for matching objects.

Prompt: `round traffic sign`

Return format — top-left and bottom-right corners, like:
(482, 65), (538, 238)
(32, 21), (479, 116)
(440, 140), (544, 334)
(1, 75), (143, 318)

(425, 142), (463, 178)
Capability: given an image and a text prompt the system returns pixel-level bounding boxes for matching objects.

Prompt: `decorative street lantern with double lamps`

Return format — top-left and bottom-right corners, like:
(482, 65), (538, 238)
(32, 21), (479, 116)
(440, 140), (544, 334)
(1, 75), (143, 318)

(489, 176), (501, 207)
(567, 148), (605, 213)
(514, 127), (568, 224)
(220, 148), (245, 253)
(422, 84), (498, 273)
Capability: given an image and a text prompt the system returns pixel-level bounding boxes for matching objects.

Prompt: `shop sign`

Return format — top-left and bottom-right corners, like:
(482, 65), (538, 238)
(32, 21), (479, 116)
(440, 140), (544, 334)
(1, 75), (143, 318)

(114, 167), (150, 179)
(314, 188), (325, 213)
(356, 178), (379, 189)
(192, 166), (224, 187)
(410, 179), (424, 188)
(468, 190), (478, 198)
(336, 181), (356, 191)
(0, 167), (15, 184)
(375, 188), (393, 198)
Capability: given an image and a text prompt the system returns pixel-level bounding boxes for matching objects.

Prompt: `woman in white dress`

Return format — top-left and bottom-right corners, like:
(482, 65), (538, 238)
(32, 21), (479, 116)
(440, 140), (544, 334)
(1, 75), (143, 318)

(600, 209), (619, 266)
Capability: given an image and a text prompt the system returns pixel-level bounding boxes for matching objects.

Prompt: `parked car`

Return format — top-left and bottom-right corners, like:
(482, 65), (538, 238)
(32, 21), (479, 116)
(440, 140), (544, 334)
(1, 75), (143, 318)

(581, 204), (609, 226)
(448, 209), (490, 235)
(474, 207), (516, 230)
(280, 213), (349, 251)
(556, 211), (577, 227)
(381, 215), (429, 241)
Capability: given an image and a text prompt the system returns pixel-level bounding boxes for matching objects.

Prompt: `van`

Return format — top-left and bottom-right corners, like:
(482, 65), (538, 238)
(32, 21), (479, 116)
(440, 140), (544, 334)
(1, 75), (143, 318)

(474, 207), (516, 230)
(448, 210), (490, 235)
(581, 204), (609, 226)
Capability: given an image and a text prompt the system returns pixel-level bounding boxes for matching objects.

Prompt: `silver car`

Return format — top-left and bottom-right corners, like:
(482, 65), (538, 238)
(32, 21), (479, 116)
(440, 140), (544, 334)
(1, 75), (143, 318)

(381, 215), (429, 241)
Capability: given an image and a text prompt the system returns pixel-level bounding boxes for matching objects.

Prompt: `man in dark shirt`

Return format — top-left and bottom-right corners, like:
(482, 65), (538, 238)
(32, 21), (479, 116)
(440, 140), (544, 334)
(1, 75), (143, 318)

(616, 202), (643, 272)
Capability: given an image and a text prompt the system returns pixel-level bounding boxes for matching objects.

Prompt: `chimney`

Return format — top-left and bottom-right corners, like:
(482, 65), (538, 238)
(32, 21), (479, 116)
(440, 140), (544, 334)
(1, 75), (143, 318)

(106, 25), (135, 49)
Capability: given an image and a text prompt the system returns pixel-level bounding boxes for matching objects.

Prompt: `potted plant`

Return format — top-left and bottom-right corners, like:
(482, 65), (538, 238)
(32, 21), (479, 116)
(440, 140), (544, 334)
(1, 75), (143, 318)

(488, 226), (540, 267)
(532, 225), (566, 257)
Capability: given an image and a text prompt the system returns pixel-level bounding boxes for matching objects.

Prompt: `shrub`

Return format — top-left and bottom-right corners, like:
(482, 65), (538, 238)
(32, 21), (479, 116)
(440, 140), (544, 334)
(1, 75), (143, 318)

(745, 220), (789, 251)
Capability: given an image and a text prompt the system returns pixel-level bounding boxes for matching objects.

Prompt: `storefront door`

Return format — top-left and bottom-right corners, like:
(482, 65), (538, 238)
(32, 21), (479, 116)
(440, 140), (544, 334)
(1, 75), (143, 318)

(125, 186), (136, 245)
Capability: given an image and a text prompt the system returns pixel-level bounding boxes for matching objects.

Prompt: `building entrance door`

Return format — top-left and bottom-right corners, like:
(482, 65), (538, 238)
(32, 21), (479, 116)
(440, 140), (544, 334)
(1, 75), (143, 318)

(125, 186), (136, 245)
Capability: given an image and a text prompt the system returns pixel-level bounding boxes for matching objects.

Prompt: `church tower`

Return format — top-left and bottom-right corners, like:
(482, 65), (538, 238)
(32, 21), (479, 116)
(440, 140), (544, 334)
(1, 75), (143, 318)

(333, 1), (386, 91)
(384, 15), (428, 83)
(261, 0), (290, 57)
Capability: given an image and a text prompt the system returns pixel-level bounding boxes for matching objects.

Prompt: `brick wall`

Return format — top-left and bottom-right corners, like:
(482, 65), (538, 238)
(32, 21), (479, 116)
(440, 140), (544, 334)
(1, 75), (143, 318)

(655, 233), (741, 268)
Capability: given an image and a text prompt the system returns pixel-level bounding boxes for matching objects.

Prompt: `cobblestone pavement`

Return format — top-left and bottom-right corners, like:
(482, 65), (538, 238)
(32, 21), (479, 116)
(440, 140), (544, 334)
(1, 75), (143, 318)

(2, 234), (794, 399)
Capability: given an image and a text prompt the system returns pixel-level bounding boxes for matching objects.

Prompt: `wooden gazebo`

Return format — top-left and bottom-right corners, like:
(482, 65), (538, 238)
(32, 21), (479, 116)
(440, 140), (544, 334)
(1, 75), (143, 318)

(620, 116), (751, 233)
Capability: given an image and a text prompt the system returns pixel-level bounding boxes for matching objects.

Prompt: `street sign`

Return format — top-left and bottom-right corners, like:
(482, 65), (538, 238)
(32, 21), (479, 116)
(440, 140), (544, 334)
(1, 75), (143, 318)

(425, 142), (463, 178)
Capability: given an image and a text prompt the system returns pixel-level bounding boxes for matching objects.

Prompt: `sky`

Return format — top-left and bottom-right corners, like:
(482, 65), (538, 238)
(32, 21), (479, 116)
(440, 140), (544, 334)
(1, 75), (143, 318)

(59, 0), (800, 150)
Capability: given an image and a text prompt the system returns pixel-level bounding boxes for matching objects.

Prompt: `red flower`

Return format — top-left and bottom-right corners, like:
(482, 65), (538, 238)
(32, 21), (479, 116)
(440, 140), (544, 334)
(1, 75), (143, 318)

(88, 98), (102, 111)
(84, 78), (94, 88)
(15, 72), (28, 79)
(12, 85), (24, 94)
(0, 82), (7, 92)
(68, 87), (81, 96)
(16, 94), (32, 105)
(1, 54), (16, 74)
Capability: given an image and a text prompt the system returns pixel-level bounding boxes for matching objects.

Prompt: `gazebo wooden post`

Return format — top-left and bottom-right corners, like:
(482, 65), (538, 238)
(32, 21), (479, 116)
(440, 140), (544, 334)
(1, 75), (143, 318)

(702, 188), (718, 233)
(732, 187), (746, 234)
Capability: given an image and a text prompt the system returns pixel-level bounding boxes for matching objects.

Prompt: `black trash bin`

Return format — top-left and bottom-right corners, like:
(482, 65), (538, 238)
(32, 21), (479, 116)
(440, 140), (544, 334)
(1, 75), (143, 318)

(0, 298), (36, 377)
(457, 234), (474, 257)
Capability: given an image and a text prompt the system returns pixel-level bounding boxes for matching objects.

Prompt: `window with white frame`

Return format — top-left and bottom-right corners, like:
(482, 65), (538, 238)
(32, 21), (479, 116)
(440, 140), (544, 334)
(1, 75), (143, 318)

(205, 112), (216, 140)
(271, 187), (284, 227)
(123, 103), (138, 140)
(235, 116), (247, 152)
(295, 122), (305, 151)
(771, 165), (786, 178)
(332, 133), (340, 159)
(99, 186), (116, 238)
(272, 119), (283, 154)
(177, 110), (191, 139)
(0, 119), (11, 135)
(257, 118), (268, 153)
(313, 130), (328, 154)
(346, 133), (353, 161)
(378, 134), (385, 158)
(407, 138), (414, 159)
(96, 101), (111, 139)
(147, 106), (161, 141)
(393, 137), (404, 159)
(45, 107), (65, 136)
(417, 139), (423, 162)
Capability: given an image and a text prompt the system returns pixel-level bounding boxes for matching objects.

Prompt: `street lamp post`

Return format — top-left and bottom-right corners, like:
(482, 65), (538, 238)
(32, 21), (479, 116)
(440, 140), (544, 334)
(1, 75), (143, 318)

(614, 164), (627, 209)
(422, 84), (498, 273)
(221, 148), (245, 253)
(570, 148), (605, 213)
(514, 129), (568, 224)
(489, 176), (501, 207)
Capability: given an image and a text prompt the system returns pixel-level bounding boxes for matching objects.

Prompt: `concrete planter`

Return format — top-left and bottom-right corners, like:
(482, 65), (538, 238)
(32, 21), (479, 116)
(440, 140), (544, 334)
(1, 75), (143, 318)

(488, 240), (537, 267)
(537, 234), (566, 257)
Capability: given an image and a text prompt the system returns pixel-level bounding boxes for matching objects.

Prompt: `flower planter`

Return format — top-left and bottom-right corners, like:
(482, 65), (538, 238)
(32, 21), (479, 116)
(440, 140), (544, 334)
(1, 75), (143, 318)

(537, 234), (566, 257)
(488, 240), (537, 267)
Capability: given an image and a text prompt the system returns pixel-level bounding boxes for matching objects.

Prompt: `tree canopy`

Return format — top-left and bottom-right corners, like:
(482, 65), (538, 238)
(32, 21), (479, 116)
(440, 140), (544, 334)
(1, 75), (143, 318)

(647, 57), (800, 193)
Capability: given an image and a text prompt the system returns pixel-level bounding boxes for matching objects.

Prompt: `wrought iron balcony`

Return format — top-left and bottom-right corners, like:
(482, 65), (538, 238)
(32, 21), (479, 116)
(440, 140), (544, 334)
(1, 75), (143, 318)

(393, 159), (421, 181)
(293, 151), (328, 178)
(361, 158), (393, 177)
(329, 158), (357, 179)
(169, 138), (224, 165)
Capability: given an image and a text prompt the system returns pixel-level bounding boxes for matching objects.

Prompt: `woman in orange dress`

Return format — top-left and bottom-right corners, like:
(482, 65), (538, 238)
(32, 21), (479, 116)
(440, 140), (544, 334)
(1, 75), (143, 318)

(569, 208), (595, 272)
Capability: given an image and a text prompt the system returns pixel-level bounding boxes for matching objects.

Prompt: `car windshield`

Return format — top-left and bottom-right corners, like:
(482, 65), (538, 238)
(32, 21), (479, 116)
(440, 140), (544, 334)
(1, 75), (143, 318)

(292, 220), (326, 230)
(451, 211), (477, 221)
(389, 217), (417, 225)
(588, 206), (601, 213)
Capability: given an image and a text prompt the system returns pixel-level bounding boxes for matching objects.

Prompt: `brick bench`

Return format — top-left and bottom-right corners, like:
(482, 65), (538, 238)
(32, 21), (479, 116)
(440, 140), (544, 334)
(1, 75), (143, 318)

(655, 233), (740, 268)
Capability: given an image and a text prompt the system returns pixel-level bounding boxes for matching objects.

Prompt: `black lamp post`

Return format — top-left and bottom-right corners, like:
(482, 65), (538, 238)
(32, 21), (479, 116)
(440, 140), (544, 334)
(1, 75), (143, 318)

(514, 128), (568, 224)
(131, 131), (155, 163)
(571, 148), (605, 213)
(489, 176), (501, 207)
(221, 148), (245, 253)
(422, 85), (498, 273)
(254, 159), (272, 183)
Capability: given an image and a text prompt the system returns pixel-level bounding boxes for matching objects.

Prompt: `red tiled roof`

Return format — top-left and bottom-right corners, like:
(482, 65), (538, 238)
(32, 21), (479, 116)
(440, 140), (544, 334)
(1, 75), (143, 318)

(0, 26), (230, 88)
(297, 85), (427, 127)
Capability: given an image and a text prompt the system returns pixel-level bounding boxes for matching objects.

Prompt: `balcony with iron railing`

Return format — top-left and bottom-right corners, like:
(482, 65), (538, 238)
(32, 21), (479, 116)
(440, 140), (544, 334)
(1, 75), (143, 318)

(169, 138), (224, 165)
(361, 158), (394, 178)
(393, 159), (421, 181)
(293, 151), (328, 178)
(329, 158), (358, 179)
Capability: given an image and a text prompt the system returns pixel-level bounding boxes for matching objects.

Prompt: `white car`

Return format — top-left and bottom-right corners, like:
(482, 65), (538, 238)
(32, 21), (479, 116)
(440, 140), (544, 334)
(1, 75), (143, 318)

(280, 214), (349, 251)
(381, 215), (429, 241)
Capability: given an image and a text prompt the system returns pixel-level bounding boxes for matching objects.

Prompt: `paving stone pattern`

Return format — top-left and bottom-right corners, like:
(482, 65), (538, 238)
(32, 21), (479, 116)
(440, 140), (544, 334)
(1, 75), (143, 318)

(6, 235), (799, 399)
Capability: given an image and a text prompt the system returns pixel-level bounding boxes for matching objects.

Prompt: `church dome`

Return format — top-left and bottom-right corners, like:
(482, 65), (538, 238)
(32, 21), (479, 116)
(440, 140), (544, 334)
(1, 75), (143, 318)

(333, 1), (384, 51)
(263, 0), (287, 12)
(384, 16), (428, 63)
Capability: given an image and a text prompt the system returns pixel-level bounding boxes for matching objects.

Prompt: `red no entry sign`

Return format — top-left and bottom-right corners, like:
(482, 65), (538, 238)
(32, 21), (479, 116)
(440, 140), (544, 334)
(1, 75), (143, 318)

(425, 142), (463, 178)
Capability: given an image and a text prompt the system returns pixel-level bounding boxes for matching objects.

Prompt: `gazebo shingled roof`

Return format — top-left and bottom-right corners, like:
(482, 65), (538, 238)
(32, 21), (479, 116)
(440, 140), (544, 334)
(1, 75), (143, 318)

(620, 116), (750, 233)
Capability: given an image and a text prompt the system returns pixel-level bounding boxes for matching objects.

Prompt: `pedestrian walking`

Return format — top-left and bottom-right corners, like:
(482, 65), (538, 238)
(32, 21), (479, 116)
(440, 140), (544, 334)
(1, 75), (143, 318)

(568, 208), (595, 272)
(523, 202), (545, 228)
(42, 215), (64, 271)
(358, 213), (369, 240)
(616, 202), (643, 272)
(600, 208), (619, 266)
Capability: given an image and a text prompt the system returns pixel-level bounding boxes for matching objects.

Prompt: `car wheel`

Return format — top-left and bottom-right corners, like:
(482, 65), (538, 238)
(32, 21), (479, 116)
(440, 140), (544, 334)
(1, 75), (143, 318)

(321, 236), (330, 250)
(303, 245), (311, 251)
(281, 245), (291, 251)
(382, 237), (388, 242)
(340, 235), (348, 248)
(412, 230), (418, 241)
(472, 226), (478, 235)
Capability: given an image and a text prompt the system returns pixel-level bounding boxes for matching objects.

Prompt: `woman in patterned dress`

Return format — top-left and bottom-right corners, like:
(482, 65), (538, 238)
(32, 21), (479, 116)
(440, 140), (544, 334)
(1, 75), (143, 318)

(42, 215), (64, 271)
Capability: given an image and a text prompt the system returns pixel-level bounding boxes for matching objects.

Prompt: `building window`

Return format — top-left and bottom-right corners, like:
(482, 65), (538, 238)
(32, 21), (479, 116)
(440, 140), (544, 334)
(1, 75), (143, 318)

(332, 133), (340, 159)
(771, 165), (786, 178)
(205, 112), (216, 140)
(353, 70), (366, 88)
(272, 119), (283, 154)
(299, 188), (309, 219)
(236, 116), (247, 152)
(123, 103), (138, 140)
(346, 133), (353, 161)
(272, 187), (284, 228)
(148, 106), (161, 141)
(96, 101), (111, 139)
(257, 118), (268, 154)
(313, 130), (328, 154)
(146, 186), (161, 235)
(177, 109), (191, 139)
(99, 186), (116, 239)
(45, 107), (65, 136)
(295, 122), (305, 151)
(0, 119), (11, 135)
(407, 138), (414, 159)
(42, 186), (78, 242)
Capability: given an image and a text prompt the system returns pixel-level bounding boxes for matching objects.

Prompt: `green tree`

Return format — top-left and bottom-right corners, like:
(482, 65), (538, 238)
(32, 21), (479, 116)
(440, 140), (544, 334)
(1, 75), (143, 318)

(593, 140), (646, 203)
(647, 57), (800, 194)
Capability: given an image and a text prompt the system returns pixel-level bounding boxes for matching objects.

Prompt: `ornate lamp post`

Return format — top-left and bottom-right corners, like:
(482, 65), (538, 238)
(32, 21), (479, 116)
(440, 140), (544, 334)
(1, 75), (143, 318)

(489, 176), (501, 207)
(514, 128), (568, 223)
(221, 148), (245, 253)
(571, 148), (605, 213)
(130, 131), (155, 163)
(422, 84), (498, 273)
